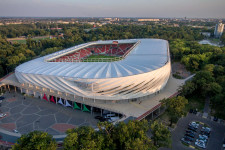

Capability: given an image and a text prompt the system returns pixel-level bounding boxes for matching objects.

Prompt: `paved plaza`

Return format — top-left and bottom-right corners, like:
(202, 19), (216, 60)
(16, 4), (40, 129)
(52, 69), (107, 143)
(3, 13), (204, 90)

(0, 92), (99, 136)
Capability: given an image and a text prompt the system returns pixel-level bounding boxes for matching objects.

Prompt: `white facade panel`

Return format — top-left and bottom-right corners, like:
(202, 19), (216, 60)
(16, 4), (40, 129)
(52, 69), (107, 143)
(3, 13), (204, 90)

(15, 39), (171, 100)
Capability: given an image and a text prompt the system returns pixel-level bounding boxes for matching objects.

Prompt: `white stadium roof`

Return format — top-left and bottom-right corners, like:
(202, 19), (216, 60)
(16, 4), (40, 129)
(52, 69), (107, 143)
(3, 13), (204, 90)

(16, 39), (169, 79)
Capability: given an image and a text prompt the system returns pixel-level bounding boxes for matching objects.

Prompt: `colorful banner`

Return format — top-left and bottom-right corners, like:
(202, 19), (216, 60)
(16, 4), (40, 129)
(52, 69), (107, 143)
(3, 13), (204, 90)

(50, 96), (56, 103)
(43, 94), (48, 101)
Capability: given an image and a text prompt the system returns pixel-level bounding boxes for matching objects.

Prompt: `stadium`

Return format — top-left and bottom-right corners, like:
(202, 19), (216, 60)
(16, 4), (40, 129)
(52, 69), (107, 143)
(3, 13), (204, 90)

(14, 39), (171, 102)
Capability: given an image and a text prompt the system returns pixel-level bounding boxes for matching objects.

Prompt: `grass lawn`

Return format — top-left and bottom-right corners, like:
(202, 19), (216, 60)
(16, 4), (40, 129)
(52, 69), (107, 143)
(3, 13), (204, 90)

(209, 38), (220, 42)
(11, 39), (27, 44)
(83, 54), (120, 62)
(33, 36), (50, 41)
(7, 36), (50, 44)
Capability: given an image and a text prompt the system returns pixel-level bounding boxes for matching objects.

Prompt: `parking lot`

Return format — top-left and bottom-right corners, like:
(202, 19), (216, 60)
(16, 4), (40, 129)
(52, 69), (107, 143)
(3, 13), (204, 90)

(181, 121), (211, 149)
(172, 113), (225, 150)
(0, 92), (99, 136)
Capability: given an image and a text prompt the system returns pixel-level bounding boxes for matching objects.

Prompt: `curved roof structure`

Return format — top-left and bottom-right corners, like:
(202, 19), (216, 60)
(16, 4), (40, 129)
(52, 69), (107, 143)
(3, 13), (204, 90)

(16, 39), (169, 79)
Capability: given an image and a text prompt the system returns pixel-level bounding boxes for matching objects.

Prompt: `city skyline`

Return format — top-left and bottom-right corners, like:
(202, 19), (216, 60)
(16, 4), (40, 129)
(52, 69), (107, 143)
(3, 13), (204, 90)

(0, 0), (225, 18)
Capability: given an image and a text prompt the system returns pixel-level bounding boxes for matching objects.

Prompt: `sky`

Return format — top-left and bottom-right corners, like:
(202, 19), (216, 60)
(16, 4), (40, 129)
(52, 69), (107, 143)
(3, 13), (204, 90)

(0, 0), (225, 18)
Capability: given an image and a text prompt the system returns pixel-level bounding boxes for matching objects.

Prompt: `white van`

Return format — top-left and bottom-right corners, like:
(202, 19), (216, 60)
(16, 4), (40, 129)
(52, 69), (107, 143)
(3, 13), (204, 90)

(103, 113), (116, 119)
(108, 116), (120, 122)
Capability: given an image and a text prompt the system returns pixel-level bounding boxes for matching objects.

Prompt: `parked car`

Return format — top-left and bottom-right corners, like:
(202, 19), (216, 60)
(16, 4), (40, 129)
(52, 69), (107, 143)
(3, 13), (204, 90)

(199, 134), (208, 140)
(195, 139), (206, 149)
(0, 113), (6, 118)
(0, 96), (5, 100)
(108, 116), (120, 123)
(188, 126), (197, 132)
(13, 129), (19, 133)
(200, 131), (210, 137)
(201, 127), (211, 134)
(223, 139), (225, 149)
(213, 116), (218, 122)
(186, 130), (196, 135)
(103, 113), (116, 119)
(198, 135), (208, 143)
(183, 135), (194, 142)
(189, 121), (199, 129)
(181, 137), (191, 145)
(185, 133), (195, 138)
(193, 109), (198, 114)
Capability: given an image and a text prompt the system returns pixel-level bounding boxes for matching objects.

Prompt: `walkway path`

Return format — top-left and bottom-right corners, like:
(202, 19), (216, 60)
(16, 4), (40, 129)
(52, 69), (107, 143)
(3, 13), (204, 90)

(203, 97), (211, 118)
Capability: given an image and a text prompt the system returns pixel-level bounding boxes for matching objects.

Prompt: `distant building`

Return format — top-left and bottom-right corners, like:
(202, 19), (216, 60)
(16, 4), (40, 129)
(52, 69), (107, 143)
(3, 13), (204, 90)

(50, 28), (62, 30)
(214, 23), (224, 38)
(201, 32), (211, 38)
(104, 18), (112, 20)
(173, 24), (179, 27)
(137, 19), (160, 22)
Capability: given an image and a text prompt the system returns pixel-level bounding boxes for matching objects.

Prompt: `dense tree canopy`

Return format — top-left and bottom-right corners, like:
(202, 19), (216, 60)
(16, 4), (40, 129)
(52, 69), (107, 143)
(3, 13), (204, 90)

(174, 39), (225, 118)
(12, 131), (57, 150)
(150, 121), (171, 148)
(162, 96), (188, 125)
(63, 120), (157, 150)
(64, 126), (104, 150)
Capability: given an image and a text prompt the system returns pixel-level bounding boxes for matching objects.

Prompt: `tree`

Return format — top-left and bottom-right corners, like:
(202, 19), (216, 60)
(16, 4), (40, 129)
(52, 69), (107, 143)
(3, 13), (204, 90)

(205, 82), (222, 96)
(203, 64), (215, 73)
(63, 131), (79, 150)
(64, 120), (156, 150)
(221, 32), (225, 44)
(97, 121), (116, 150)
(112, 120), (154, 150)
(192, 71), (217, 97)
(0, 66), (4, 77)
(150, 121), (171, 148)
(63, 126), (104, 150)
(180, 81), (197, 96)
(213, 65), (224, 77)
(162, 96), (188, 126)
(12, 131), (57, 150)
